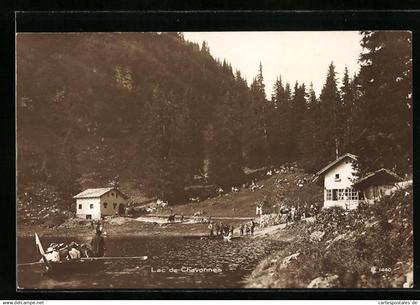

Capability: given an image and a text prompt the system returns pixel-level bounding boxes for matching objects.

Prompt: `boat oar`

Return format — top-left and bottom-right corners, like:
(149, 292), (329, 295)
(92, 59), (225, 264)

(17, 261), (43, 267)
(80, 256), (148, 260)
(18, 256), (148, 267)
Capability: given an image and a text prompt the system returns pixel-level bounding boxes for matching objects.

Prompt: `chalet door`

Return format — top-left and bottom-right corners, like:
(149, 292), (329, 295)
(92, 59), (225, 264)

(332, 189), (338, 201)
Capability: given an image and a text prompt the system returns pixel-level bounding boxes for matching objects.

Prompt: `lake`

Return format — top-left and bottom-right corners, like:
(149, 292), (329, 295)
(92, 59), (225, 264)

(17, 235), (284, 289)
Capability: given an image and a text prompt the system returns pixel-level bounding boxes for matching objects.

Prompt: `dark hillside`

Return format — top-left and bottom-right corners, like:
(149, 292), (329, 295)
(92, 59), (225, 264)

(17, 32), (246, 206)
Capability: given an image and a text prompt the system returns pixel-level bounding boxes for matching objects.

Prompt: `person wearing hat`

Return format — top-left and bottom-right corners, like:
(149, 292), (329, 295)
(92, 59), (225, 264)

(67, 241), (81, 260)
(90, 227), (105, 257)
(80, 243), (94, 258)
(44, 244), (60, 262)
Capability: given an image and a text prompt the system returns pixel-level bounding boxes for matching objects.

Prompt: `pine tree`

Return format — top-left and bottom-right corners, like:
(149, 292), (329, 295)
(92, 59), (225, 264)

(319, 62), (341, 162)
(340, 67), (360, 152)
(137, 87), (195, 202)
(208, 90), (245, 187)
(290, 82), (307, 159)
(298, 83), (322, 171)
(242, 63), (269, 168)
(354, 31), (412, 176)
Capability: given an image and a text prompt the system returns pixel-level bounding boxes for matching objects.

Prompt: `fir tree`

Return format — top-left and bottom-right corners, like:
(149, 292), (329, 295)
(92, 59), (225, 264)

(319, 62), (341, 162)
(242, 63), (269, 168)
(290, 82), (307, 159)
(354, 31), (412, 176)
(298, 83), (322, 172)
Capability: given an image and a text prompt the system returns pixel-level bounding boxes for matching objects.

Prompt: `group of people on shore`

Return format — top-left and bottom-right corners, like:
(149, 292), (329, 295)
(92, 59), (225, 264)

(278, 204), (320, 223)
(207, 221), (234, 238)
(239, 220), (256, 236)
(207, 219), (256, 238)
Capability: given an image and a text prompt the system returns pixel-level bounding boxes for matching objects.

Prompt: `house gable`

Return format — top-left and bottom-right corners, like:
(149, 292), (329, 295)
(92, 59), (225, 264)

(313, 153), (357, 183)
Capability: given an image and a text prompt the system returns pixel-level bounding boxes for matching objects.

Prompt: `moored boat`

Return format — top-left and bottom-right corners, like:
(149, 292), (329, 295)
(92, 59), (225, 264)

(43, 258), (104, 275)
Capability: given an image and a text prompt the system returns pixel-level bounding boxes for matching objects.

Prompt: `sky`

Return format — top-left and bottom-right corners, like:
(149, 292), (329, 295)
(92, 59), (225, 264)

(183, 32), (363, 98)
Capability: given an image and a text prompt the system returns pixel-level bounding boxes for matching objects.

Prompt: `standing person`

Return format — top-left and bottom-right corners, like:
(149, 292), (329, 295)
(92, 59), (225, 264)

(250, 219), (256, 235)
(214, 222), (220, 236)
(245, 224), (250, 235)
(219, 222), (224, 236)
(229, 224), (234, 236)
(208, 222), (214, 237)
(91, 228), (105, 257)
(239, 224), (244, 236)
(291, 206), (296, 221)
(180, 214), (184, 223)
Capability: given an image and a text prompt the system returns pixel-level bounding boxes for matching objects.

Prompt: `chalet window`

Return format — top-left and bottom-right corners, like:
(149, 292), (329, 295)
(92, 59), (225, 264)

(337, 189), (345, 200)
(103, 202), (108, 208)
(350, 189), (359, 200)
(78, 204), (82, 209)
(86, 215), (92, 220)
(113, 203), (117, 209)
(335, 174), (341, 181)
(90, 204), (94, 209)
(326, 189), (333, 200)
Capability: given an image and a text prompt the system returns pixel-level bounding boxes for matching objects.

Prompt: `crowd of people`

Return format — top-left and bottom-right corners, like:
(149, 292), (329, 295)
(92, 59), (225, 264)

(207, 219), (256, 239)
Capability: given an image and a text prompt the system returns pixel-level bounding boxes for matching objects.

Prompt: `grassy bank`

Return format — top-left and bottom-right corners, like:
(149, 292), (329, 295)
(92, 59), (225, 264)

(18, 218), (212, 239)
(245, 187), (413, 288)
(154, 166), (321, 218)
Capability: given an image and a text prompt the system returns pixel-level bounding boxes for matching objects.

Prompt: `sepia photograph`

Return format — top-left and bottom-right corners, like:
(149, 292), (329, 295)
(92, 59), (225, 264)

(16, 31), (413, 290)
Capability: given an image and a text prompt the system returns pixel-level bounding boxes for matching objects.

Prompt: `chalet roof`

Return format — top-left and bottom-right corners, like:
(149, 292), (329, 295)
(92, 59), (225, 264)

(353, 168), (403, 189)
(313, 153), (357, 182)
(73, 187), (128, 199)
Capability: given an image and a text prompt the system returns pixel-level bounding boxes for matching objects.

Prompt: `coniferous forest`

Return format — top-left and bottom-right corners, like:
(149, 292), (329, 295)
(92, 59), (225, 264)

(17, 31), (412, 203)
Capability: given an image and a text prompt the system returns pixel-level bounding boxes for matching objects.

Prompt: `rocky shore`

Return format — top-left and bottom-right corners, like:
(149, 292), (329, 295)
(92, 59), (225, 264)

(244, 187), (413, 289)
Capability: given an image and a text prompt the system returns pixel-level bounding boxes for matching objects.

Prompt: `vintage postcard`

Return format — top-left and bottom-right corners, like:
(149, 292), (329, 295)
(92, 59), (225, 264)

(16, 31), (413, 289)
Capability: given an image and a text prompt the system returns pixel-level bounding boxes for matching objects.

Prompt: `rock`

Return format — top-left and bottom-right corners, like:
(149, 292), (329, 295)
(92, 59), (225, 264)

(325, 233), (348, 249)
(280, 252), (300, 269)
(310, 230), (325, 242)
(304, 217), (316, 223)
(370, 266), (378, 274)
(403, 271), (413, 288)
(365, 220), (379, 228)
(307, 275), (339, 288)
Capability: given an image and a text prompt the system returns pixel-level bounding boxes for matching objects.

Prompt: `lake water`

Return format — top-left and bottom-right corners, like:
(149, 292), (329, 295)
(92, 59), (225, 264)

(17, 236), (284, 289)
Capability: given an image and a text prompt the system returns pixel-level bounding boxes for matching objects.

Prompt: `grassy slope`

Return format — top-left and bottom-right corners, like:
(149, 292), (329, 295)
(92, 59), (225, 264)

(245, 187), (413, 288)
(154, 167), (322, 218)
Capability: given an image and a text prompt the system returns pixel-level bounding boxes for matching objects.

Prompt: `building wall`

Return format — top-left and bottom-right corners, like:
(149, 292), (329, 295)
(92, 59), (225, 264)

(76, 198), (101, 220)
(363, 184), (397, 204)
(99, 190), (127, 216)
(324, 159), (356, 189)
(323, 158), (360, 210)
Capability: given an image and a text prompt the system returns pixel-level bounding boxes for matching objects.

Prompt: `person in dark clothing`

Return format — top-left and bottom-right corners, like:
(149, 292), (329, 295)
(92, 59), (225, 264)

(91, 228), (105, 257)
(245, 224), (250, 235)
(208, 222), (214, 237)
(250, 219), (256, 235)
(239, 224), (244, 236)
(214, 222), (220, 236)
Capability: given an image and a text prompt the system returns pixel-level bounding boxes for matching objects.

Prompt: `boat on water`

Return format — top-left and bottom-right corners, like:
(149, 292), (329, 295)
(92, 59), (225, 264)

(43, 258), (104, 275)
(20, 233), (148, 276)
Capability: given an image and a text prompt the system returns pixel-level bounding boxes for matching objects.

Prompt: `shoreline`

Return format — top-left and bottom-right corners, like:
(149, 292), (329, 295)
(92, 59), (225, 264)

(17, 216), (278, 240)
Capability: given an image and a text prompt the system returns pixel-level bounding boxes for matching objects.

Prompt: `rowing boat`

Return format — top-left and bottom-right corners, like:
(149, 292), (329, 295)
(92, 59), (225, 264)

(43, 258), (104, 275)
(19, 233), (148, 276)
